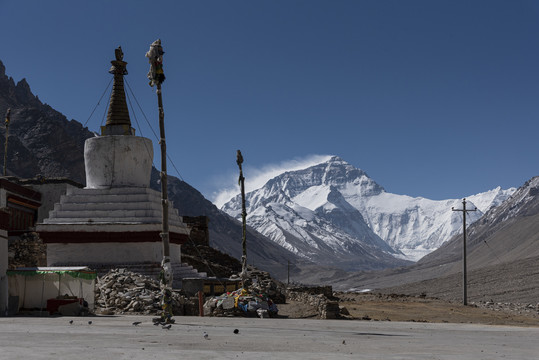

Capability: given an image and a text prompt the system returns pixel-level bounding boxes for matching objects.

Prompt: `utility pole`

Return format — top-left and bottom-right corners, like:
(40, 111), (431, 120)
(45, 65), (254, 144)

(3, 108), (11, 176)
(287, 260), (290, 285)
(147, 39), (173, 325)
(452, 198), (477, 305)
(236, 150), (248, 284)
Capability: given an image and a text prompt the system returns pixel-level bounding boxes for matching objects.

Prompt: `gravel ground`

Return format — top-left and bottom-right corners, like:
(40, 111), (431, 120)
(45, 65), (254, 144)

(376, 256), (539, 304)
(278, 293), (538, 326)
(2, 315), (538, 360)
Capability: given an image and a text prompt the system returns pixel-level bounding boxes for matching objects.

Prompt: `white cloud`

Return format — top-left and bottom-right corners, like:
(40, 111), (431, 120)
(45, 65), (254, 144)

(211, 154), (333, 208)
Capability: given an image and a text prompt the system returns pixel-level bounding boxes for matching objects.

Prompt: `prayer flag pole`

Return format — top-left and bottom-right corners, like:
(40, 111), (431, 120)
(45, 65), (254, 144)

(3, 108), (11, 176)
(147, 39), (174, 325)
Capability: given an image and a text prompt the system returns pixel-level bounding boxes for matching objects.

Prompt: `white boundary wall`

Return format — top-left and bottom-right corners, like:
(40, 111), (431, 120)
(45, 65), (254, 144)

(8, 268), (95, 312)
(47, 242), (181, 266)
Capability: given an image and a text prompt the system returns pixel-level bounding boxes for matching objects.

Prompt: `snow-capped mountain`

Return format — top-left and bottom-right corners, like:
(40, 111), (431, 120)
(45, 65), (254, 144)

(333, 176), (539, 297)
(221, 156), (515, 269)
(419, 176), (539, 268)
(349, 184), (515, 260)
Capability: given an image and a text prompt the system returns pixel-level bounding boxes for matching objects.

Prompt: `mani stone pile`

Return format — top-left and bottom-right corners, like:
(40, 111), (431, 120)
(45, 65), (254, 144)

(285, 285), (341, 319)
(95, 269), (188, 315)
(203, 268), (287, 317)
(247, 267), (286, 304)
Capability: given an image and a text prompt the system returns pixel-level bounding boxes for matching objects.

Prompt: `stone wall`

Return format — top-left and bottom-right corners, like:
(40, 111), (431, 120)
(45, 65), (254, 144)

(182, 216), (209, 246)
(285, 285), (340, 319)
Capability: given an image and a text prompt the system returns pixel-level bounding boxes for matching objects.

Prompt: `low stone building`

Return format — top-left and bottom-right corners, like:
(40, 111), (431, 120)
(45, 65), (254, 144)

(0, 176), (48, 315)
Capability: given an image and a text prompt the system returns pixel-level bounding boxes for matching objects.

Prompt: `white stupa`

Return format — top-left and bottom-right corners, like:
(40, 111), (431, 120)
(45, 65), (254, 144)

(37, 48), (202, 284)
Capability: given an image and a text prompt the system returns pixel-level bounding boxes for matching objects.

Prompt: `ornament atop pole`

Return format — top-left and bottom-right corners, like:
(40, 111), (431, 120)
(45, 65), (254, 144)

(146, 39), (166, 87)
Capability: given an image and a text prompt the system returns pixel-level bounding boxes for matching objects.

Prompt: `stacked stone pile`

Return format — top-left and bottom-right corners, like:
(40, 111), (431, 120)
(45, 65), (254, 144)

(95, 269), (190, 315)
(203, 287), (279, 318)
(203, 267), (285, 317)
(7, 232), (46, 268)
(286, 285), (340, 319)
(248, 267), (286, 304)
(200, 268), (344, 319)
(473, 300), (539, 318)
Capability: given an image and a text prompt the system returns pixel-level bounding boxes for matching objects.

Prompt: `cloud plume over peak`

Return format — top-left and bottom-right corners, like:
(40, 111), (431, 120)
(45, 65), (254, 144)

(211, 154), (333, 208)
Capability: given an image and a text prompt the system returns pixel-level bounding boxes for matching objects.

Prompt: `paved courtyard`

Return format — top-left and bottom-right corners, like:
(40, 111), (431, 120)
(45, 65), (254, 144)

(0, 315), (537, 359)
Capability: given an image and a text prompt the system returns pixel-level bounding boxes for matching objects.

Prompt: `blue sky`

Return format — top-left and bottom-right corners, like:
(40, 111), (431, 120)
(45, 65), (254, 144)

(1, 0), (538, 204)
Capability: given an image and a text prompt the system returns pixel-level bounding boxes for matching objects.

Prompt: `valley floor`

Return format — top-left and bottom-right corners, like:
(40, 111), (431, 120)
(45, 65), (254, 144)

(278, 294), (538, 327)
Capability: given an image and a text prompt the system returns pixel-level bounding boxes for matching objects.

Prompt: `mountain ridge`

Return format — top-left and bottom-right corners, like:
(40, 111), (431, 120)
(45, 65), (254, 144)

(222, 156), (516, 267)
(333, 176), (539, 303)
(223, 156), (412, 271)
(3, 58), (534, 296)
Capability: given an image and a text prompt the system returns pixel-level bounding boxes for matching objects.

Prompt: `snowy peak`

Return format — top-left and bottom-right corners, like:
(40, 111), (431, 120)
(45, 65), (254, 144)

(479, 176), (539, 224)
(419, 176), (539, 269)
(467, 186), (517, 213)
(221, 156), (517, 270)
(272, 156), (385, 200)
(222, 157), (407, 271)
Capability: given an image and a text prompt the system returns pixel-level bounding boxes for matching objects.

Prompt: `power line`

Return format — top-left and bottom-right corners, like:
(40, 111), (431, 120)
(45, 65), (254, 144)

(482, 240), (503, 264)
(83, 78), (113, 128)
(124, 78), (185, 182)
(124, 79), (159, 140)
(125, 85), (156, 169)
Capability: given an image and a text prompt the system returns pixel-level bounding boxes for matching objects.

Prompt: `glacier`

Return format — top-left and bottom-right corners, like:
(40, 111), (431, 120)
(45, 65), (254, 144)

(221, 156), (516, 268)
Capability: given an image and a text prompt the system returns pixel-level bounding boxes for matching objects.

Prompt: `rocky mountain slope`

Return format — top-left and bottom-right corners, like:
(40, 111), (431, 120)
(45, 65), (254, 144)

(222, 157), (410, 271)
(3, 58), (534, 298)
(0, 61), (88, 182)
(418, 176), (539, 269)
(162, 173), (327, 280)
(334, 176), (539, 303)
(222, 156), (515, 269)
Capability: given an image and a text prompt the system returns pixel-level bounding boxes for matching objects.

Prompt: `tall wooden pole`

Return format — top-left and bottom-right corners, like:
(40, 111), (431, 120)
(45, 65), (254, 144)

(237, 150), (247, 282)
(3, 108), (11, 176)
(146, 39), (171, 287)
(157, 82), (171, 277)
(147, 39), (173, 325)
(452, 198), (477, 305)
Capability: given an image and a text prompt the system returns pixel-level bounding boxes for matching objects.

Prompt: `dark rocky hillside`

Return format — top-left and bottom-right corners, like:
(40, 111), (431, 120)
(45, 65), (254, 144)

(0, 61), (89, 182)
(154, 171), (315, 280)
(0, 59), (319, 282)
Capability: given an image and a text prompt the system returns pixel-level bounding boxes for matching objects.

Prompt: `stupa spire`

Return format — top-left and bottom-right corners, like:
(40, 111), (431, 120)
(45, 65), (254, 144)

(102, 46), (135, 136)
